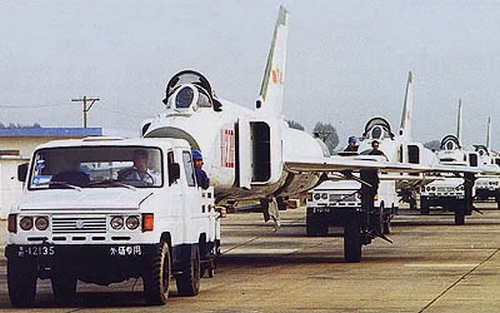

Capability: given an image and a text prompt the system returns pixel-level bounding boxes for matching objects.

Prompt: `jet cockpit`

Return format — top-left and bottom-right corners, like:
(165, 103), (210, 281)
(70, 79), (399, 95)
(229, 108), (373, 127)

(162, 70), (222, 113)
(362, 117), (396, 142)
(438, 135), (467, 165)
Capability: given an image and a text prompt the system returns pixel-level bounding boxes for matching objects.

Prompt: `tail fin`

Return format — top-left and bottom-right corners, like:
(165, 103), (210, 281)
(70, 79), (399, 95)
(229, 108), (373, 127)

(399, 71), (414, 139)
(456, 99), (463, 142)
(255, 6), (289, 116)
(486, 117), (491, 150)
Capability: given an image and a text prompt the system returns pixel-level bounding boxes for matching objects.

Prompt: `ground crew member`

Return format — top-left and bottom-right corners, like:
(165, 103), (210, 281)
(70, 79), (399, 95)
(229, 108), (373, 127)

(344, 136), (359, 152)
(192, 150), (210, 190)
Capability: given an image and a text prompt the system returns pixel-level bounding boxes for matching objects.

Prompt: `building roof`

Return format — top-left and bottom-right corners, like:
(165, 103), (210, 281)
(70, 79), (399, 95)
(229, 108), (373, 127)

(0, 128), (102, 137)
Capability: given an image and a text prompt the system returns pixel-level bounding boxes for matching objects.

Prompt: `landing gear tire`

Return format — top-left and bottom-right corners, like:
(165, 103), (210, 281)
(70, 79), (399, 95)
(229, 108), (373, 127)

(176, 245), (201, 296)
(344, 218), (362, 263)
(420, 198), (430, 215)
(8, 259), (37, 307)
(143, 240), (171, 305)
(51, 266), (77, 302)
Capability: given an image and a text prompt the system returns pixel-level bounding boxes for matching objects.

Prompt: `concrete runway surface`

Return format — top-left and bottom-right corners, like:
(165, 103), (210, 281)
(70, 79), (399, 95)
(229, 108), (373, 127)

(1, 205), (500, 313)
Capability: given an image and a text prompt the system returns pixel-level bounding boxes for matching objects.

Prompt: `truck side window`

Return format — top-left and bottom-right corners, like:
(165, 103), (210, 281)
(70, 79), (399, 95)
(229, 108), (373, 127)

(167, 151), (175, 186)
(182, 151), (196, 187)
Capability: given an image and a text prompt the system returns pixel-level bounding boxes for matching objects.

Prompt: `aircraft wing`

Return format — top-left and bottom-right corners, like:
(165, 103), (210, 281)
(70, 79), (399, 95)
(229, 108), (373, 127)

(284, 155), (485, 175)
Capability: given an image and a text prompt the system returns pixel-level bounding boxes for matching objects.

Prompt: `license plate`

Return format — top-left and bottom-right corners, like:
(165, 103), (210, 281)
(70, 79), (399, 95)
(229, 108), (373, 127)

(313, 207), (331, 214)
(18, 245), (55, 257)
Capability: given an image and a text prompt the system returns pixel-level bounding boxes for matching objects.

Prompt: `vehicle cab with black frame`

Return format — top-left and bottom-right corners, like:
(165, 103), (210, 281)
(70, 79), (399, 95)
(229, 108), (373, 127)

(6, 137), (219, 307)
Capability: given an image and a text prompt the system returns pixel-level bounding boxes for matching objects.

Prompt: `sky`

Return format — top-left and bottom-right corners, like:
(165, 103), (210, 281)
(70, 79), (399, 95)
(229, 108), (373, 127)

(1, 0), (499, 150)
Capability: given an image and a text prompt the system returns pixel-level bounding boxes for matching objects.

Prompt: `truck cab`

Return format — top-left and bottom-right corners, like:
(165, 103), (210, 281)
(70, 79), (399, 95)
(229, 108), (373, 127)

(5, 137), (219, 307)
(420, 140), (478, 225)
(306, 177), (397, 263)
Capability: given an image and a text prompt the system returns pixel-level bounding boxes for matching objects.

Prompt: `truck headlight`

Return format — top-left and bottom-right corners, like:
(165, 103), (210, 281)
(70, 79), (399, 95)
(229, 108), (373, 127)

(313, 194), (320, 200)
(20, 216), (33, 231)
(110, 216), (124, 230)
(126, 216), (140, 230)
(35, 216), (49, 231)
(321, 193), (328, 200)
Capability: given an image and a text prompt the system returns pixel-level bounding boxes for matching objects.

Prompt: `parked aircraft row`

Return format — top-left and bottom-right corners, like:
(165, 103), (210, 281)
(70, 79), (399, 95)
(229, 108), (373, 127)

(140, 6), (500, 261)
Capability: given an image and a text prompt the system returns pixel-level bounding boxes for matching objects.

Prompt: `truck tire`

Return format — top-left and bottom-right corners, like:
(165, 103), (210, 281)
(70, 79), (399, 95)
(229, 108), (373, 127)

(496, 193), (500, 210)
(455, 201), (465, 225)
(176, 245), (201, 296)
(143, 241), (171, 305)
(455, 211), (465, 225)
(344, 218), (362, 263)
(51, 267), (77, 302)
(8, 259), (37, 307)
(305, 211), (317, 236)
(420, 197), (430, 215)
(306, 210), (328, 236)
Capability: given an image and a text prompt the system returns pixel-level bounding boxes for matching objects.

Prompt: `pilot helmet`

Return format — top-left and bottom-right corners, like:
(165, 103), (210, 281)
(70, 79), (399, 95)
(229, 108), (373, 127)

(192, 149), (203, 161)
(348, 135), (358, 144)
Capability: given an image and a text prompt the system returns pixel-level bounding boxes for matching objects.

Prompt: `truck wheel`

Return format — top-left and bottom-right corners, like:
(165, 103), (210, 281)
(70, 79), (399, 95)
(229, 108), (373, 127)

(496, 194), (500, 210)
(420, 198), (430, 215)
(51, 267), (77, 302)
(344, 218), (362, 263)
(143, 241), (171, 305)
(176, 245), (201, 296)
(306, 210), (328, 236)
(454, 201), (465, 225)
(305, 209), (317, 236)
(8, 259), (37, 307)
(455, 211), (465, 225)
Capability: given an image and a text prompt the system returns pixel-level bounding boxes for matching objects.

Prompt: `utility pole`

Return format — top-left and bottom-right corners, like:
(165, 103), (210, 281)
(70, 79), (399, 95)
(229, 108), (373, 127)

(72, 96), (100, 128)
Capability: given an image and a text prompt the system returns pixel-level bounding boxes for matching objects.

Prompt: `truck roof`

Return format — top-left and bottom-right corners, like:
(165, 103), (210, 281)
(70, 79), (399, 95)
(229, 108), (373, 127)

(33, 136), (191, 150)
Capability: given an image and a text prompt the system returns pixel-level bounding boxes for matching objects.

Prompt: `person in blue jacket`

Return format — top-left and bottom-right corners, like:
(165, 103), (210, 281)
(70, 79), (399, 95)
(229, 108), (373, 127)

(192, 150), (210, 190)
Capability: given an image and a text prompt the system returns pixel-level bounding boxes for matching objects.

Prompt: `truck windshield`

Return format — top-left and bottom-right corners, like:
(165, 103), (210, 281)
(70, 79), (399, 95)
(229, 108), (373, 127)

(29, 146), (163, 189)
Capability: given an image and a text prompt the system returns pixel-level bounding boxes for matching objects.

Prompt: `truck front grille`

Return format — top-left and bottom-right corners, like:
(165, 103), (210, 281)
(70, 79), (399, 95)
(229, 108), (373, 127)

(52, 215), (107, 233)
(329, 194), (357, 202)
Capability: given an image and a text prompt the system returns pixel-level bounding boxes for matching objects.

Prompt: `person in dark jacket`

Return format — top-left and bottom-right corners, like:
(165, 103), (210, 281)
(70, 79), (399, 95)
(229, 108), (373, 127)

(344, 135), (359, 152)
(192, 150), (210, 190)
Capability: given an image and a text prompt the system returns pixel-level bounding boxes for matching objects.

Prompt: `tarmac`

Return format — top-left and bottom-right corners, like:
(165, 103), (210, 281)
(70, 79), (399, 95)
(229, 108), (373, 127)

(1, 204), (500, 312)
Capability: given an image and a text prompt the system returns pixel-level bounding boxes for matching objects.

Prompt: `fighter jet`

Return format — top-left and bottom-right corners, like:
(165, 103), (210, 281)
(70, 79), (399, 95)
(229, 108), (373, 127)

(420, 100), (500, 223)
(140, 7), (486, 228)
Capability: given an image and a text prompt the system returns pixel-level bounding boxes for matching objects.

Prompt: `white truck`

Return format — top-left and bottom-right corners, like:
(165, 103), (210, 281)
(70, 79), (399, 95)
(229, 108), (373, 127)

(5, 137), (220, 307)
(420, 142), (478, 225)
(306, 178), (397, 262)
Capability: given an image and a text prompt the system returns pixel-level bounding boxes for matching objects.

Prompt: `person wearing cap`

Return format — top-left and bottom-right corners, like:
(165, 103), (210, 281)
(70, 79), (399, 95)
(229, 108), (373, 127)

(192, 150), (210, 190)
(344, 136), (359, 152)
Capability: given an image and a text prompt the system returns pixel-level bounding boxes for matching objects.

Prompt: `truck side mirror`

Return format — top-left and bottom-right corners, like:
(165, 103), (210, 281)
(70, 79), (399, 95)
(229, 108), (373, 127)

(18, 163), (29, 182)
(168, 163), (181, 185)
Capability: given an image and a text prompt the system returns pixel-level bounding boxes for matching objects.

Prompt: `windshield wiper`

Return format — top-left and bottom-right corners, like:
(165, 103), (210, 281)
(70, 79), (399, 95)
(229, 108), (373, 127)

(109, 181), (137, 190)
(48, 181), (83, 192)
(89, 180), (137, 191)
